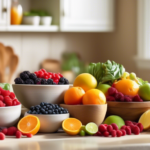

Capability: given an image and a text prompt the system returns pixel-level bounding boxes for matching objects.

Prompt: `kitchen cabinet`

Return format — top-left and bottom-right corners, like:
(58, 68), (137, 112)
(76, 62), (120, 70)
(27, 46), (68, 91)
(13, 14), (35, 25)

(0, 0), (115, 32)
(0, 0), (10, 30)
(60, 0), (115, 32)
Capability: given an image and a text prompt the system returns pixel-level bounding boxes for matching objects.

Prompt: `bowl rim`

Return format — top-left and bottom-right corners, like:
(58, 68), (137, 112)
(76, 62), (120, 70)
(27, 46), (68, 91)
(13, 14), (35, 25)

(0, 104), (21, 109)
(107, 101), (150, 104)
(12, 84), (72, 87)
(26, 112), (69, 116)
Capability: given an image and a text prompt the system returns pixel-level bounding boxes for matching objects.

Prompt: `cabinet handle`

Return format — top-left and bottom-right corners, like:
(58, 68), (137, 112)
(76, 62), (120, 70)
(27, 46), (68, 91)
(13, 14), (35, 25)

(2, 8), (7, 12)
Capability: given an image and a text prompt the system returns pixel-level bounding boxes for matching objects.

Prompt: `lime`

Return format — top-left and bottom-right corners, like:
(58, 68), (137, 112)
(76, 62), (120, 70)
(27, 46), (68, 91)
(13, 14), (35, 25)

(80, 125), (86, 132)
(85, 122), (98, 135)
(79, 130), (85, 136)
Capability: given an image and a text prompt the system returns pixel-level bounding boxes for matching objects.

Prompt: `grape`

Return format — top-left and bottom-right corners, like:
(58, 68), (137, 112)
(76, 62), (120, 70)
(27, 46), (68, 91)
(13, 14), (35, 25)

(129, 72), (136, 80)
(80, 130), (85, 136)
(121, 72), (129, 79)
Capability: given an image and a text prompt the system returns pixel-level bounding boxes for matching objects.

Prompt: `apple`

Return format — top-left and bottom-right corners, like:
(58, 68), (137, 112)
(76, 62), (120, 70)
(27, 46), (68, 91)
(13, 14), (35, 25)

(103, 115), (125, 129)
(97, 83), (111, 96)
(139, 83), (150, 101)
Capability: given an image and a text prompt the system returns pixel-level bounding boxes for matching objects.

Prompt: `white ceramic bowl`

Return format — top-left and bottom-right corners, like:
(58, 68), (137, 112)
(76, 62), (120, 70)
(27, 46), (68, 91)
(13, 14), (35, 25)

(0, 105), (21, 127)
(25, 112), (69, 132)
(22, 16), (40, 25)
(12, 84), (70, 109)
(40, 16), (52, 26)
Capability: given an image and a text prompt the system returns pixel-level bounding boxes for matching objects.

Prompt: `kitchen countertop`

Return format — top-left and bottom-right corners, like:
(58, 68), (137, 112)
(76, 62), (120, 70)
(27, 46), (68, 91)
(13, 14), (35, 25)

(1, 132), (150, 150)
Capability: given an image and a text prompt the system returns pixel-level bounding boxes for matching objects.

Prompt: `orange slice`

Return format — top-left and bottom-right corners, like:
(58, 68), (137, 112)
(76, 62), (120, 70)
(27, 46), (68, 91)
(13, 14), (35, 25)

(62, 118), (82, 135)
(17, 115), (40, 135)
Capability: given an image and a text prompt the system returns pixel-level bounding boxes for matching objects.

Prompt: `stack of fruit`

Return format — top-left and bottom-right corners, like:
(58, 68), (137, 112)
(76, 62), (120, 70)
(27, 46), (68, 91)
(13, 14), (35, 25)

(14, 69), (69, 85)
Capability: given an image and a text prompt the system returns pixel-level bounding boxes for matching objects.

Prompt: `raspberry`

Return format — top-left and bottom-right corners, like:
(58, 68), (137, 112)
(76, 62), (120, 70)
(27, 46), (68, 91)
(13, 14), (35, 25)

(13, 99), (20, 105)
(108, 87), (118, 96)
(124, 96), (132, 102)
(58, 73), (63, 77)
(121, 125), (126, 130)
(1, 128), (8, 135)
(26, 133), (33, 138)
(0, 132), (5, 140)
(137, 123), (143, 132)
(99, 124), (107, 133)
(7, 127), (17, 135)
(111, 130), (117, 137)
(106, 96), (115, 101)
(132, 126), (140, 135)
(115, 92), (124, 101)
(103, 124), (108, 127)
(2, 90), (10, 97)
(0, 101), (5, 107)
(125, 126), (131, 135)
(132, 95), (141, 102)
(41, 69), (46, 73)
(103, 131), (109, 137)
(107, 125), (113, 133)
(116, 130), (122, 137)
(16, 131), (22, 138)
(129, 124), (136, 133)
(44, 75), (49, 79)
(4, 97), (12, 106)
(97, 131), (102, 136)
(121, 129), (126, 136)
(125, 121), (133, 126)
(132, 122), (137, 125)
(111, 123), (119, 130)
(9, 92), (15, 99)
(0, 95), (4, 101)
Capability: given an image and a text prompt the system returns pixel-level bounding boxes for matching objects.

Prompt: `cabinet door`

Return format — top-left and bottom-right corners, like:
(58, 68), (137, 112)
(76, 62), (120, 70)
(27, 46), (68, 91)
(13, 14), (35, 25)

(0, 0), (10, 29)
(60, 0), (115, 32)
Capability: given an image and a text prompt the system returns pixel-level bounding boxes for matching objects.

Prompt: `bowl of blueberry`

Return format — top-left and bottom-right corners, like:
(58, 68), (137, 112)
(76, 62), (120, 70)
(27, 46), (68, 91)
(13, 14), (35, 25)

(25, 102), (69, 133)
(12, 69), (70, 109)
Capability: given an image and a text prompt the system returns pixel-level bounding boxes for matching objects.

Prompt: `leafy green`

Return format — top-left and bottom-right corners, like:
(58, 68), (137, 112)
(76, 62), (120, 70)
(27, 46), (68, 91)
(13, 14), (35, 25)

(87, 60), (125, 85)
(0, 83), (11, 91)
(137, 77), (148, 86)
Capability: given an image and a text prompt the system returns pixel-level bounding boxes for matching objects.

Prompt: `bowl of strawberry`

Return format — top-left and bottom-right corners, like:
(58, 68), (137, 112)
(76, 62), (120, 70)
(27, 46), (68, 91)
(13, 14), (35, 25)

(106, 87), (150, 121)
(0, 87), (21, 127)
(12, 69), (70, 109)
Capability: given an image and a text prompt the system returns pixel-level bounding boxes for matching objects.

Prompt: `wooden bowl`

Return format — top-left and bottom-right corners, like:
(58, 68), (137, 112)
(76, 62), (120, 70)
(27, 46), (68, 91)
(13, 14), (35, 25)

(60, 104), (107, 126)
(107, 101), (150, 121)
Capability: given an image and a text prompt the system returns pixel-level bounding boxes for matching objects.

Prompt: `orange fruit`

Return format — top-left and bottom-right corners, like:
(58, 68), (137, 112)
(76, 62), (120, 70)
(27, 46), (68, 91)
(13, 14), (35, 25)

(73, 73), (97, 92)
(62, 118), (82, 135)
(64, 87), (85, 105)
(17, 115), (40, 135)
(82, 89), (106, 105)
(114, 79), (139, 96)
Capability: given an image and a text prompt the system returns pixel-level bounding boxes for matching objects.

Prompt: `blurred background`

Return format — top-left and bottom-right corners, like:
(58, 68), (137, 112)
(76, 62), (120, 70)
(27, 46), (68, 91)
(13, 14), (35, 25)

(0, 0), (149, 84)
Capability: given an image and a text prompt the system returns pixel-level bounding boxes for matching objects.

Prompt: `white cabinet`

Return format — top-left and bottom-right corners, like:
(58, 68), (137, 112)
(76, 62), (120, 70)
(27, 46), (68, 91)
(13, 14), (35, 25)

(0, 0), (10, 29)
(60, 0), (115, 32)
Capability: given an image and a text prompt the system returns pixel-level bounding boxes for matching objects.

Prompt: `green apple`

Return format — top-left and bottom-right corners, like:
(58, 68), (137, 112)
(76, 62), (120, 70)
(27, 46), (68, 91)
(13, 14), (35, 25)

(97, 83), (111, 96)
(139, 83), (150, 101)
(103, 115), (125, 129)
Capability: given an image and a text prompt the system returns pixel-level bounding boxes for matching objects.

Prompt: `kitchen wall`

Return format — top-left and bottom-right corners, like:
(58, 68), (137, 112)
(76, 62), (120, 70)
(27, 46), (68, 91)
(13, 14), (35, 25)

(0, 0), (144, 82)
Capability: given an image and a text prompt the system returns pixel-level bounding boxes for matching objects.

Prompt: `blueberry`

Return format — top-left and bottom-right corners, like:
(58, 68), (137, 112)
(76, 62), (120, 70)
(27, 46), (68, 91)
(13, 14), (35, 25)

(45, 111), (48, 114)
(45, 108), (48, 111)
(30, 106), (35, 111)
(52, 104), (55, 109)
(58, 108), (61, 111)
(55, 109), (58, 112)
(40, 102), (45, 107)
(41, 109), (45, 113)
(61, 107), (64, 111)
(49, 106), (53, 109)
(60, 111), (63, 114)
(56, 112), (59, 114)
(35, 107), (39, 110)
(55, 104), (59, 108)
(37, 110), (40, 113)
(52, 112), (56, 114)
(43, 106), (46, 109)
(28, 110), (32, 114)
(32, 111), (36, 114)
(48, 110), (52, 114)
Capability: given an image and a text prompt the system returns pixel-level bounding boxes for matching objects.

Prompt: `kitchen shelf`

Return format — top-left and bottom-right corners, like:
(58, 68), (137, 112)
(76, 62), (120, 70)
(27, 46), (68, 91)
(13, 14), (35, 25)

(1, 25), (59, 32)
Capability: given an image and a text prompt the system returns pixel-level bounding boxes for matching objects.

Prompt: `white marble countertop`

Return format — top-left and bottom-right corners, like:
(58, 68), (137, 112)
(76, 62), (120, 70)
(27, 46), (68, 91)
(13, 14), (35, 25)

(1, 132), (150, 150)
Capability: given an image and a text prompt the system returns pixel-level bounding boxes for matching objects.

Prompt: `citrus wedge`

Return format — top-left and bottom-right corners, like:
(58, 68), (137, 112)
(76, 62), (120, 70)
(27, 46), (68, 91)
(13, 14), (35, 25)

(85, 122), (98, 135)
(62, 118), (82, 135)
(18, 115), (40, 135)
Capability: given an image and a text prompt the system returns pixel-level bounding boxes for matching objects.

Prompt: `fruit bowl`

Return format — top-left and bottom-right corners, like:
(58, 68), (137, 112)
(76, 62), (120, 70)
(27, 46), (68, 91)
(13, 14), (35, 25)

(60, 104), (107, 126)
(25, 112), (69, 132)
(107, 101), (150, 121)
(0, 104), (21, 127)
(12, 84), (70, 109)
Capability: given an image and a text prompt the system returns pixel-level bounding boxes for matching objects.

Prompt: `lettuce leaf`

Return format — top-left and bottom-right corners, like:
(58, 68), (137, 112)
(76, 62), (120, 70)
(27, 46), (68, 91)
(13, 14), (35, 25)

(87, 60), (125, 85)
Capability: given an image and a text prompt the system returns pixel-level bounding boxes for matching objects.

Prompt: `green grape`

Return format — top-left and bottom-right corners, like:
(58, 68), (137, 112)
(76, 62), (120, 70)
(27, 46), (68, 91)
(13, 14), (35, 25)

(129, 72), (136, 80)
(121, 72), (129, 79)
(79, 130), (85, 136)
